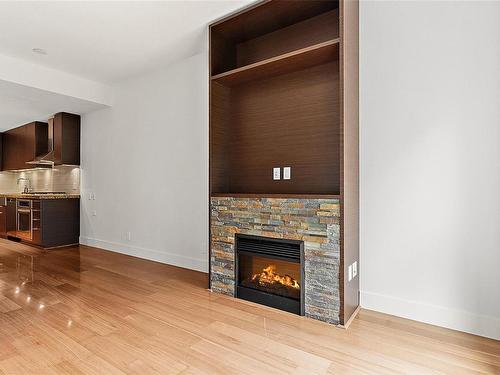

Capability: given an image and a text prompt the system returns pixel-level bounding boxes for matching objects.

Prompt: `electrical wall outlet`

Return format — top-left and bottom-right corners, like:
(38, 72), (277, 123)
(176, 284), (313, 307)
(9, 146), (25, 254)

(273, 167), (281, 180)
(283, 166), (291, 180)
(92, 210), (97, 217)
(348, 264), (353, 281)
(352, 261), (358, 278)
(126, 232), (132, 241)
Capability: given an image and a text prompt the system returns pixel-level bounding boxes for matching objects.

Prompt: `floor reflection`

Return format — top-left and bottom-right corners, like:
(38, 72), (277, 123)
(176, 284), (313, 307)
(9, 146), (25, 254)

(17, 254), (35, 284)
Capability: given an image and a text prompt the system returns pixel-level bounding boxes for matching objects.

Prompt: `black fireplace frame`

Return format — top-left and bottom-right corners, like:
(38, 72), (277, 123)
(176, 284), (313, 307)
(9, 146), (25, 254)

(234, 233), (305, 316)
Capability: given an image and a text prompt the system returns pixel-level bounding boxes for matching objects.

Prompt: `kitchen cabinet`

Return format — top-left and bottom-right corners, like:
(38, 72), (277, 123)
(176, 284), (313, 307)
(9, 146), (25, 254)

(52, 112), (81, 165)
(39, 199), (80, 247)
(0, 205), (6, 237)
(6, 198), (16, 233)
(2, 122), (48, 171)
(5, 197), (79, 248)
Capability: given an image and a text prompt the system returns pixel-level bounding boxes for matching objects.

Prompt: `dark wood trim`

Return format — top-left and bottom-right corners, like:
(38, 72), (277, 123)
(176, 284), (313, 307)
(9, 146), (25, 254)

(208, 22), (213, 290)
(339, 0), (345, 326)
(339, 0), (360, 325)
(210, 193), (340, 199)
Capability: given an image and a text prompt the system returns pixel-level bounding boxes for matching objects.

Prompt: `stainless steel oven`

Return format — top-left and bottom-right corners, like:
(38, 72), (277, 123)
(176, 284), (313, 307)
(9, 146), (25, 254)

(17, 199), (32, 240)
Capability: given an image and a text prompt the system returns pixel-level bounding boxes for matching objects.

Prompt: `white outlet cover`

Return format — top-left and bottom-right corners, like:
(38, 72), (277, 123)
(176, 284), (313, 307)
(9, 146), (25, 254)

(283, 166), (291, 180)
(348, 265), (353, 281)
(353, 261), (358, 278)
(273, 167), (281, 180)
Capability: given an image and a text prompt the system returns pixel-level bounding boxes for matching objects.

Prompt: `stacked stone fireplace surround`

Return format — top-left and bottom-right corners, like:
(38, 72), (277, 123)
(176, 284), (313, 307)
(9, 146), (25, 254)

(210, 197), (341, 324)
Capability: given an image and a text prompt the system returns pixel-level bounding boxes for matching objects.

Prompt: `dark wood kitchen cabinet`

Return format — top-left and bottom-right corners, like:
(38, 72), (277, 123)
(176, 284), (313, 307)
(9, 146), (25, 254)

(39, 199), (80, 247)
(6, 198), (79, 248)
(2, 122), (48, 171)
(53, 112), (81, 165)
(0, 205), (6, 237)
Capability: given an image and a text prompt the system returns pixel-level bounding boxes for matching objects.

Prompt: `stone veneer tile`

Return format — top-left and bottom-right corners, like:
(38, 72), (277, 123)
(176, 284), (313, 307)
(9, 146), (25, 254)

(210, 197), (340, 324)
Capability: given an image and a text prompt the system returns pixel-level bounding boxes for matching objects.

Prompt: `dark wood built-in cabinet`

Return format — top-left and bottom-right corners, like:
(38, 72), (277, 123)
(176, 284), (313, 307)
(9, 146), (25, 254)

(52, 112), (81, 166)
(210, 1), (342, 196)
(2, 122), (48, 171)
(209, 0), (359, 325)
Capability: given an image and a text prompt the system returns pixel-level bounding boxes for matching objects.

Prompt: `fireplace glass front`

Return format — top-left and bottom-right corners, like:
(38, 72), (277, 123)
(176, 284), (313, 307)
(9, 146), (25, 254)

(235, 234), (304, 315)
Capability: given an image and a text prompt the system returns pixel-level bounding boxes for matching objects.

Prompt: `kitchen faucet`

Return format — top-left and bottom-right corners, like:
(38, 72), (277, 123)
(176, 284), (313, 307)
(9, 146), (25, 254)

(17, 177), (32, 193)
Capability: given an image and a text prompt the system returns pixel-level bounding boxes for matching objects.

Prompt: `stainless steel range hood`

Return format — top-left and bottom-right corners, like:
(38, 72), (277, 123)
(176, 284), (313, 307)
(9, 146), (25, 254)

(26, 117), (55, 166)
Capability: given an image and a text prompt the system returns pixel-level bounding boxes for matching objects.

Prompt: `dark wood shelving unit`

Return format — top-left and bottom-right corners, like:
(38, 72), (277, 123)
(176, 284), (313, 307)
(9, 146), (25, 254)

(211, 39), (340, 86)
(209, 0), (359, 325)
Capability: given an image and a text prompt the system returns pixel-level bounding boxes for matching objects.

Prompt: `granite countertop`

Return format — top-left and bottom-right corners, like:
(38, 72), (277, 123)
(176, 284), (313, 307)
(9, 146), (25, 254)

(0, 193), (80, 200)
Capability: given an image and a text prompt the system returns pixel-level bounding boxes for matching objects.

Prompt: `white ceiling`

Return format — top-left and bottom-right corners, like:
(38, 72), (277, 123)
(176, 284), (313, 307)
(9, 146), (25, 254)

(0, 1), (251, 84)
(0, 80), (106, 131)
(0, 0), (252, 131)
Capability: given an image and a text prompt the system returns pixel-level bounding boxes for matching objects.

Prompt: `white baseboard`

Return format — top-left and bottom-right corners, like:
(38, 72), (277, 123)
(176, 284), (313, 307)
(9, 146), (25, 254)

(79, 236), (208, 273)
(361, 290), (500, 340)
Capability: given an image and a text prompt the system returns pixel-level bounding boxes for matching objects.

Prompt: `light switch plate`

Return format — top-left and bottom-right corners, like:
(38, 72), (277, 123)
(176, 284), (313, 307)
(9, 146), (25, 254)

(353, 261), (358, 278)
(283, 167), (291, 180)
(348, 265), (353, 281)
(273, 167), (281, 180)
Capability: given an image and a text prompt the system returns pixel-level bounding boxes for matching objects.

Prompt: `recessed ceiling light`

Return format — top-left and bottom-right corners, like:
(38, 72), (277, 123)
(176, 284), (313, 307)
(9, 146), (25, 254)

(32, 48), (47, 55)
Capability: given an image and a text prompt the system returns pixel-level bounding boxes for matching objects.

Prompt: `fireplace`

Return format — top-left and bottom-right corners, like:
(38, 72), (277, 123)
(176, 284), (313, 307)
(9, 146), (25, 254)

(235, 234), (304, 315)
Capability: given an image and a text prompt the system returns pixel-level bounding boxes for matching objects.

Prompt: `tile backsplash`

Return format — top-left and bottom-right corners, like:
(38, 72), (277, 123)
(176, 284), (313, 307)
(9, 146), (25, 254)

(0, 166), (80, 194)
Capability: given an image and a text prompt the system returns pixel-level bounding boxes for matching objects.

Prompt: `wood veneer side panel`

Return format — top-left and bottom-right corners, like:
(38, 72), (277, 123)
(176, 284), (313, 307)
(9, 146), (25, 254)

(209, 26), (213, 289)
(340, 0), (360, 325)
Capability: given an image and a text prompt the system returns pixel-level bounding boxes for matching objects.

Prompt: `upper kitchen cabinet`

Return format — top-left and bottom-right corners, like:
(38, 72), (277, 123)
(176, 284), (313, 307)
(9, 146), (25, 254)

(1, 112), (80, 170)
(51, 112), (81, 166)
(2, 122), (48, 171)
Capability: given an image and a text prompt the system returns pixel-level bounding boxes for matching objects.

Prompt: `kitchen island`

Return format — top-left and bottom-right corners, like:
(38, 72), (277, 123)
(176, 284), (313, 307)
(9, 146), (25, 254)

(0, 193), (80, 248)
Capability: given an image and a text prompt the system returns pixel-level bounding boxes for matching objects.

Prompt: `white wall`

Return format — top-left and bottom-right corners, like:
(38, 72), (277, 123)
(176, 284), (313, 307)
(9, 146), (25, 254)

(80, 52), (208, 272)
(78, 1), (500, 339)
(360, 1), (500, 339)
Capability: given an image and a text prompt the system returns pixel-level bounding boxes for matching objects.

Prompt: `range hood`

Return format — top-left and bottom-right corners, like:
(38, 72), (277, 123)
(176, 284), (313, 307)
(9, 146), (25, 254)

(26, 117), (55, 166)
(26, 112), (81, 167)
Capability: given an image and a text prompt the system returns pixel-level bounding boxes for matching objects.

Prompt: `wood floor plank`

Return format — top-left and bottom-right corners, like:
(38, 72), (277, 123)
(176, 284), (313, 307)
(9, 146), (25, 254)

(0, 240), (498, 374)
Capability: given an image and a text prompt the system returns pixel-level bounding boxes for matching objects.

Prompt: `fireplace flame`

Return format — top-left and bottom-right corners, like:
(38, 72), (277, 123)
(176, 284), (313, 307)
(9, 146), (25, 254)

(251, 265), (300, 289)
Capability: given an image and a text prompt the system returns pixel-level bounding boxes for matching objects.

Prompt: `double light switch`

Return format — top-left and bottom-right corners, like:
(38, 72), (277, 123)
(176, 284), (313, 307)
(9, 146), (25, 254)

(273, 167), (291, 180)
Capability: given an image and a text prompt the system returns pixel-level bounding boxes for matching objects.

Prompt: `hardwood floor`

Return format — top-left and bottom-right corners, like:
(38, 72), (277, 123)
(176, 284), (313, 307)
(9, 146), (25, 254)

(0, 240), (498, 374)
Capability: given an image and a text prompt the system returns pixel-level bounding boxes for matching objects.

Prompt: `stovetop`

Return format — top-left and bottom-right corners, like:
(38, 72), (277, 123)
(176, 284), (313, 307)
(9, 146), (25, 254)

(22, 191), (66, 195)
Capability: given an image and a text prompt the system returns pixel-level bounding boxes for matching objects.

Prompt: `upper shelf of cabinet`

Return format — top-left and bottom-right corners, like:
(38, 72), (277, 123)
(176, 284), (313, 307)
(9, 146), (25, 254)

(211, 1), (339, 43)
(211, 39), (339, 87)
(210, 1), (340, 84)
